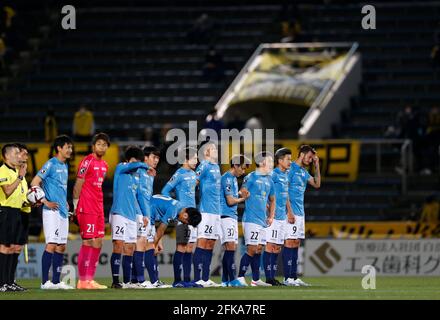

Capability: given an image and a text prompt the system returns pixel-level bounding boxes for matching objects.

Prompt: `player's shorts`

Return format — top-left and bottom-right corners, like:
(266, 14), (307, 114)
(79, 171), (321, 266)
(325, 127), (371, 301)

(243, 222), (266, 246)
(43, 209), (69, 244)
(197, 212), (220, 240)
(77, 212), (105, 239)
(176, 222), (197, 245)
(110, 214), (137, 243)
(147, 224), (156, 243)
(284, 215), (305, 240)
(265, 218), (285, 245)
(136, 215), (149, 238)
(220, 217), (238, 244)
(0, 206), (25, 245)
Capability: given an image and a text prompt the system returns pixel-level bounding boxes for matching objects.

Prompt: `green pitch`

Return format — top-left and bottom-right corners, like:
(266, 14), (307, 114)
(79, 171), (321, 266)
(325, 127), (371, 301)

(1, 277), (439, 300)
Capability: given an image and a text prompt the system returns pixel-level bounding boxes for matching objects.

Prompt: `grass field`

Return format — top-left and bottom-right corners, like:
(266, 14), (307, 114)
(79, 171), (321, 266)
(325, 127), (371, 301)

(1, 277), (439, 300)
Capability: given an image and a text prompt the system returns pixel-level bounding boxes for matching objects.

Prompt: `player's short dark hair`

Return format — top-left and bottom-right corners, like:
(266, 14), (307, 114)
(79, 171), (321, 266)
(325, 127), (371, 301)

(143, 146), (160, 157)
(255, 151), (273, 167)
(230, 154), (251, 167)
(186, 207), (202, 227)
(184, 147), (198, 161)
(14, 143), (28, 152)
(298, 145), (316, 157)
(53, 135), (73, 154)
(92, 132), (110, 147)
(198, 139), (216, 152)
(275, 148), (292, 164)
(124, 146), (144, 162)
(1, 143), (18, 159)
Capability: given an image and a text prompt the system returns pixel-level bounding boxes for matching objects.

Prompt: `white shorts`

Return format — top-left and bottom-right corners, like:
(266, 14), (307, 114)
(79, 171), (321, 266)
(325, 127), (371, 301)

(220, 217), (238, 244)
(136, 215), (149, 238)
(243, 222), (266, 246)
(110, 214), (137, 243)
(265, 219), (285, 245)
(197, 212), (220, 240)
(43, 209), (69, 244)
(284, 215), (305, 240)
(147, 224), (156, 243)
(188, 225), (197, 243)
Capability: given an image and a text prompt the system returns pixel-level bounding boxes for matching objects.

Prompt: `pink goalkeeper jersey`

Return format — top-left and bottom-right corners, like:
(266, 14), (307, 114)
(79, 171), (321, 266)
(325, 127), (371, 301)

(76, 154), (108, 216)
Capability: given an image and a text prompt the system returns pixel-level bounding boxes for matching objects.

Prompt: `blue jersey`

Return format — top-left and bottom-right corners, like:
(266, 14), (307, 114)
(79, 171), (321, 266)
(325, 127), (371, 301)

(161, 167), (196, 208)
(220, 171), (239, 219)
(136, 167), (154, 218)
(272, 167), (289, 221)
(288, 162), (311, 216)
(110, 162), (149, 222)
(242, 171), (275, 227)
(150, 195), (184, 225)
(37, 157), (69, 218)
(195, 160), (221, 214)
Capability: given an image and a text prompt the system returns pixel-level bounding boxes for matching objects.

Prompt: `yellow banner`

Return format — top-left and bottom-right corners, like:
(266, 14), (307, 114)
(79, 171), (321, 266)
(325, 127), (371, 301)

(220, 139), (360, 182)
(306, 222), (440, 239)
(1, 143), (119, 180)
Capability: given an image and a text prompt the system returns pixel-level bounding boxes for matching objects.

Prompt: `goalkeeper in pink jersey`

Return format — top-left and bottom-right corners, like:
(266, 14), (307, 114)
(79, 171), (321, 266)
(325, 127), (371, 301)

(72, 133), (110, 290)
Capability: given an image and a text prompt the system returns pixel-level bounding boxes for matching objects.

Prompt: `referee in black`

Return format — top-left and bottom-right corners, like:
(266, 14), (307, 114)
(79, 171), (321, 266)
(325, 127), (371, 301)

(0, 143), (28, 292)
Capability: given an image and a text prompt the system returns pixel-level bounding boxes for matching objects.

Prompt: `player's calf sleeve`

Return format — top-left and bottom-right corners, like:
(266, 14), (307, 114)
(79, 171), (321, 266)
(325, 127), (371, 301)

(192, 247), (203, 281)
(5, 254), (14, 284)
(291, 247), (299, 280)
(251, 254), (261, 281)
(238, 253), (252, 278)
(110, 253), (121, 284)
(271, 252), (279, 279)
(133, 251), (145, 283)
(202, 249), (213, 282)
(11, 253), (19, 284)
(89, 247), (101, 280)
(182, 252), (192, 282)
(144, 249), (157, 283)
(225, 250), (235, 282)
(41, 251), (53, 284)
(52, 252), (64, 284)
(282, 247), (293, 280)
(173, 251), (183, 283)
(153, 255), (159, 280)
(122, 255), (133, 284)
(221, 251), (228, 283)
(263, 252), (272, 281)
(0, 253), (5, 285)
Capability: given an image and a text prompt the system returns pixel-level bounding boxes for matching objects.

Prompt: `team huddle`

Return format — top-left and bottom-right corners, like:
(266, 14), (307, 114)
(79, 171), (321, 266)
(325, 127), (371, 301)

(0, 132), (320, 291)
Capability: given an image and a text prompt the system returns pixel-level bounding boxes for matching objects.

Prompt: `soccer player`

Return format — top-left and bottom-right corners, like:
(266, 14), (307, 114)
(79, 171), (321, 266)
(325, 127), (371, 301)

(109, 146), (151, 289)
(264, 147), (294, 286)
(149, 195), (202, 258)
(30, 135), (74, 290)
(161, 147), (199, 288)
(0, 144), (27, 292)
(73, 133), (110, 290)
(193, 141), (222, 287)
(237, 151), (275, 287)
(219, 154), (249, 287)
(284, 145), (320, 287)
(130, 146), (159, 287)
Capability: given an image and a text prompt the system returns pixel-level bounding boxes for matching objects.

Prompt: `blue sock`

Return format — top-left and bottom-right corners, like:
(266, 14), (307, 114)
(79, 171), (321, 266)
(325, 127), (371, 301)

(225, 250), (235, 282)
(173, 251), (184, 283)
(290, 247), (299, 280)
(193, 247), (203, 282)
(122, 255), (133, 284)
(282, 247), (293, 280)
(271, 252), (279, 279)
(183, 252), (192, 282)
(202, 249), (213, 282)
(41, 251), (53, 284)
(251, 254), (261, 281)
(154, 255), (159, 281)
(144, 249), (157, 284)
(238, 253), (252, 278)
(221, 251), (229, 283)
(52, 252), (64, 284)
(263, 252), (272, 281)
(111, 253), (121, 284)
(133, 251), (145, 283)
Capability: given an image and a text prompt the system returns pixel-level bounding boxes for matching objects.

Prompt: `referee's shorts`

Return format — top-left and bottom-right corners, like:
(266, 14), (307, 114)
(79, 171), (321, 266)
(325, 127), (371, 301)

(0, 206), (29, 246)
